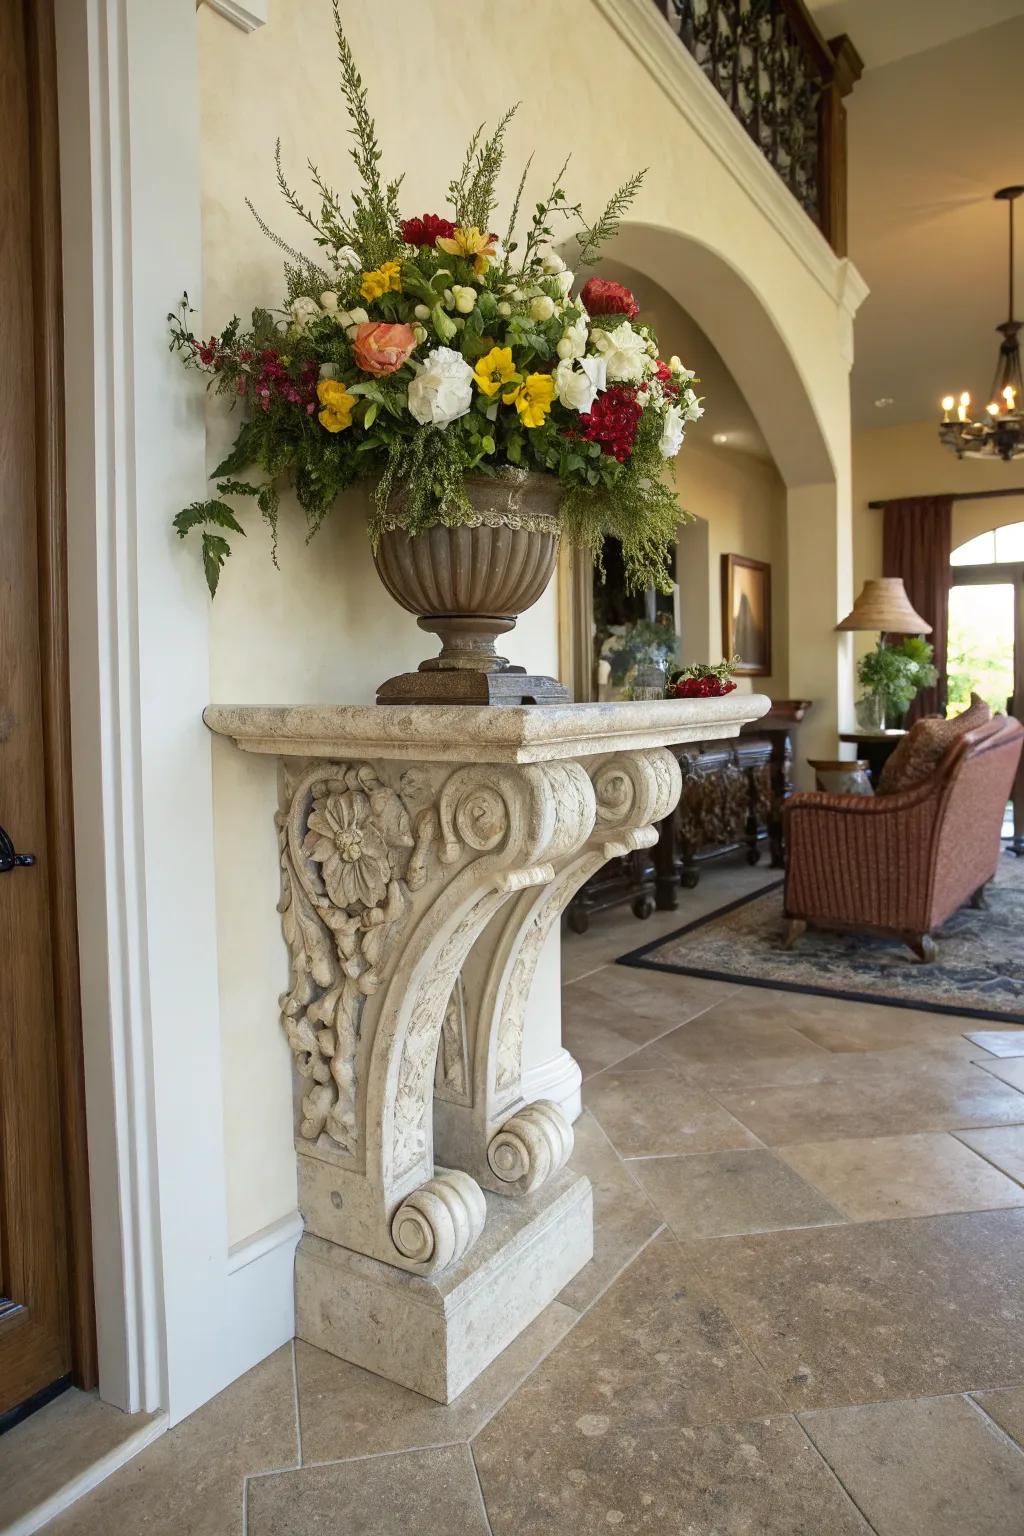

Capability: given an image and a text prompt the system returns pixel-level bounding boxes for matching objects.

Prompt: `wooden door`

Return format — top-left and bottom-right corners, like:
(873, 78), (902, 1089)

(1, 0), (94, 1419)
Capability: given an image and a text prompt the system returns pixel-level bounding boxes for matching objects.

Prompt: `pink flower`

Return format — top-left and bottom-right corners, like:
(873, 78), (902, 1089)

(352, 321), (416, 376)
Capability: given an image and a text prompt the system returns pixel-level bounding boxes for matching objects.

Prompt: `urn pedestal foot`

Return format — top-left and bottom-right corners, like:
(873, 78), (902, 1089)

(295, 1168), (592, 1404)
(376, 667), (570, 706)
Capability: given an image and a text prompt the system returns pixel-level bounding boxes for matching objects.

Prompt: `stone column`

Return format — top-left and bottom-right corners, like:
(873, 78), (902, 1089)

(205, 697), (768, 1401)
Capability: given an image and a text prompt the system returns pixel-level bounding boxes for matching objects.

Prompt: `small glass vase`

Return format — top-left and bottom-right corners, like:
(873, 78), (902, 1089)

(855, 694), (886, 733)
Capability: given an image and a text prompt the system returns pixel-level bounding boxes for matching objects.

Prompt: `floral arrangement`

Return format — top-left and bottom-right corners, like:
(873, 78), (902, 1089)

(667, 657), (739, 699)
(599, 620), (678, 690)
(169, 4), (702, 594)
(857, 636), (938, 721)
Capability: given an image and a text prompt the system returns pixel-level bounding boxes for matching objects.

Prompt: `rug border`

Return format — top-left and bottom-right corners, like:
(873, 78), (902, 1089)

(614, 879), (1024, 1026)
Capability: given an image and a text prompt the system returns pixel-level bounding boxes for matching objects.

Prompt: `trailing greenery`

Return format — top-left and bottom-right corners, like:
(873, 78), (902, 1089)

(168, 5), (703, 596)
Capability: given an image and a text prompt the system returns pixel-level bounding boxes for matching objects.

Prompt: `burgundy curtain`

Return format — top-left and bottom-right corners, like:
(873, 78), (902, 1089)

(881, 495), (953, 721)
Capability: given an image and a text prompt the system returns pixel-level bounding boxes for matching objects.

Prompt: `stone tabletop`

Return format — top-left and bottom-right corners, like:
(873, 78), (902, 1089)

(203, 695), (772, 764)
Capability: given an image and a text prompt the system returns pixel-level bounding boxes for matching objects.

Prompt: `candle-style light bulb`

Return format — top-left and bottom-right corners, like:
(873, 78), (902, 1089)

(960, 391), (971, 407)
(987, 402), (1000, 415)
(941, 395), (955, 418)
(1004, 384), (1017, 410)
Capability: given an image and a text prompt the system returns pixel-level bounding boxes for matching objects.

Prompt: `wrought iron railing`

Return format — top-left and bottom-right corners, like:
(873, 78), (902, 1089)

(654, 0), (861, 255)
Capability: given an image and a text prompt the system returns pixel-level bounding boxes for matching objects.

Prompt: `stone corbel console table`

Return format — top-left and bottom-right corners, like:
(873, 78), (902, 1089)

(205, 696), (768, 1401)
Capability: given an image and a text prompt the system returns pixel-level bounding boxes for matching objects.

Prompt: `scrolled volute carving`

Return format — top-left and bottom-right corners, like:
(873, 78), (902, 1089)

(591, 749), (681, 845)
(487, 1099), (574, 1195)
(390, 1168), (486, 1272)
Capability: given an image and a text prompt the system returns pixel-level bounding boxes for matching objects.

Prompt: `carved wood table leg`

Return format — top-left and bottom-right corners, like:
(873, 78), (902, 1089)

(203, 698), (768, 1402)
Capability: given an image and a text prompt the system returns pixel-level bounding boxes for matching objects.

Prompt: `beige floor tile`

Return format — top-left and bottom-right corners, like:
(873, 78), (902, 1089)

(475, 1231), (781, 1445)
(46, 1346), (298, 1536)
(645, 1005), (844, 1090)
(800, 1394), (1024, 1536)
(247, 1444), (490, 1535)
(965, 1028), (1024, 1057)
(295, 1301), (576, 1464)
(777, 1132), (1024, 1221)
(700, 985), (975, 1055)
(678, 1208), (1024, 1410)
(556, 1110), (663, 1312)
(974, 1385), (1024, 1448)
(475, 1413), (869, 1535)
(714, 1055), (1024, 1145)
(584, 1068), (762, 1158)
(0, 1390), (160, 1532)
(954, 1124), (1024, 1186)
(631, 1149), (845, 1238)
(975, 1056), (1024, 1091)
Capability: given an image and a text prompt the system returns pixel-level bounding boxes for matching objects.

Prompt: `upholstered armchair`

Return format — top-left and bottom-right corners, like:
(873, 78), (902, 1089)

(782, 716), (1024, 961)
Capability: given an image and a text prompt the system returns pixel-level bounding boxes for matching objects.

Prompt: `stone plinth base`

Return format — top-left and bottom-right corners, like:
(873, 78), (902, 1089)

(376, 668), (570, 706)
(295, 1169), (592, 1403)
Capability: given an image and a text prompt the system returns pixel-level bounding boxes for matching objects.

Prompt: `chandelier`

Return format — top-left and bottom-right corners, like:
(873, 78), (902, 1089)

(939, 186), (1024, 462)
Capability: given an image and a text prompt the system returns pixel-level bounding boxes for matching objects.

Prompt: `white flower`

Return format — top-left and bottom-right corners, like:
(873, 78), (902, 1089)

(497, 301), (512, 318)
(338, 305), (369, 337)
(559, 313), (588, 360)
(290, 295), (322, 332)
(530, 294), (556, 323)
(318, 362), (337, 380)
(659, 402), (685, 458)
(413, 303), (431, 321)
(336, 246), (362, 272)
(554, 355), (607, 413)
(320, 290), (340, 312)
(594, 322), (650, 383)
(669, 355), (696, 383)
(452, 285), (477, 315)
(682, 388), (704, 422)
(406, 346), (474, 427)
(554, 270), (574, 298)
(540, 248), (566, 275)
(412, 323), (427, 342)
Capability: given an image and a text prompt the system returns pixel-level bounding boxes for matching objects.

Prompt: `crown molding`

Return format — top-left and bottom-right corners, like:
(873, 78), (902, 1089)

(591, 0), (867, 317)
(201, 0), (267, 32)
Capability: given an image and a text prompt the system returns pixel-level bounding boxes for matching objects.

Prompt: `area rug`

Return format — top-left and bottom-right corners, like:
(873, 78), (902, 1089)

(617, 855), (1024, 1024)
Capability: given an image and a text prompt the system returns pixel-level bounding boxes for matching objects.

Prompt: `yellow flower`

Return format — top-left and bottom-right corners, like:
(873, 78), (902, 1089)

(505, 372), (556, 429)
(473, 345), (518, 398)
(435, 225), (498, 275)
(317, 379), (357, 433)
(359, 260), (402, 303)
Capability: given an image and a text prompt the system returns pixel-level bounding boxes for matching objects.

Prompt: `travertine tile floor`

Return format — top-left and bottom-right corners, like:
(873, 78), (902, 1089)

(14, 855), (1024, 1535)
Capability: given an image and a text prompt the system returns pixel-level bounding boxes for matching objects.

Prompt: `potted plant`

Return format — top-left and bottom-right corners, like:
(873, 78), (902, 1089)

(855, 636), (938, 730)
(169, 6), (702, 699)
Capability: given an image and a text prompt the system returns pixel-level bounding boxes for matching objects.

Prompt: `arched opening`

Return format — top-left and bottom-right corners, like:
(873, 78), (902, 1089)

(559, 221), (846, 771)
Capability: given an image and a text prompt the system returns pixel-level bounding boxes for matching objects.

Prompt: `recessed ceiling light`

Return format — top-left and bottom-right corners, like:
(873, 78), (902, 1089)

(874, 397), (894, 408)
(712, 432), (730, 445)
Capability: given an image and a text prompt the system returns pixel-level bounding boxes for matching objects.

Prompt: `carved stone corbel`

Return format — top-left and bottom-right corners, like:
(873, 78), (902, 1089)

(433, 747), (681, 1194)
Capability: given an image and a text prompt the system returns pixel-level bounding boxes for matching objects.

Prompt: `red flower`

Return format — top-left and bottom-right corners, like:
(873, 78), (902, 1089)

(400, 213), (456, 246)
(579, 277), (639, 319)
(654, 358), (678, 393)
(577, 386), (642, 462)
(672, 677), (737, 699)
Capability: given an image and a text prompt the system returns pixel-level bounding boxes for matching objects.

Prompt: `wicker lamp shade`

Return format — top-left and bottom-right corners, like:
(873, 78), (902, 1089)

(835, 577), (932, 634)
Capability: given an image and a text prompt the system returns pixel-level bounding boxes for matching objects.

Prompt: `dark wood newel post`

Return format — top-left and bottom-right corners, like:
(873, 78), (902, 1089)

(817, 33), (863, 258)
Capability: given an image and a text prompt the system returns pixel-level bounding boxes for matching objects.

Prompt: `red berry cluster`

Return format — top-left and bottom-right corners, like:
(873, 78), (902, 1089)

(250, 350), (319, 415)
(579, 277), (639, 319)
(400, 213), (456, 246)
(672, 677), (738, 698)
(577, 385), (642, 462)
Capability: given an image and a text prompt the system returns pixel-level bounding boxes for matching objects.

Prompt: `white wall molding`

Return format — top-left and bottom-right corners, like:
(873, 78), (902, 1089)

(200, 0), (267, 32)
(227, 1210), (303, 1276)
(592, 0), (867, 312)
(55, 0), (293, 1430)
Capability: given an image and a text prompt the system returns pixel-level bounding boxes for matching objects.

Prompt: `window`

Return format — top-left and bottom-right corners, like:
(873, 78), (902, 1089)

(950, 520), (1024, 566)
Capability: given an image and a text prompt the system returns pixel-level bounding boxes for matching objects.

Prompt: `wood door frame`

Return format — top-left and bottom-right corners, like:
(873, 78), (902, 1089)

(22, 0), (97, 1391)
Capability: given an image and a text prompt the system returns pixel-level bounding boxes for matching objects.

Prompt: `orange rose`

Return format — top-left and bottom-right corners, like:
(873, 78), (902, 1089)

(352, 321), (416, 376)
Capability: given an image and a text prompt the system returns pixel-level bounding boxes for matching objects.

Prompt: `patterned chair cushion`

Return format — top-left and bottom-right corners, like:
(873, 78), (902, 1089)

(877, 694), (993, 796)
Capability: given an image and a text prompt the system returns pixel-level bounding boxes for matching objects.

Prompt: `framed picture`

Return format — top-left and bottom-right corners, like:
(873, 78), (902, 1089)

(722, 554), (771, 676)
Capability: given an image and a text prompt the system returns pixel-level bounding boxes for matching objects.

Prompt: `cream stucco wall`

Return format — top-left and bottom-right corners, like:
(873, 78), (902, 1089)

(196, 0), (859, 1243)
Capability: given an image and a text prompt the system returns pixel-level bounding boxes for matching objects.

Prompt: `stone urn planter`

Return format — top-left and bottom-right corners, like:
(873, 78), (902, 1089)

(373, 470), (570, 705)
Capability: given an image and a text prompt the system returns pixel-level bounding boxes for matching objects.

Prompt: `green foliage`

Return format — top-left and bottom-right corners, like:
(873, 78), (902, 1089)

(857, 636), (939, 718)
(576, 170), (648, 267)
(452, 106), (520, 231)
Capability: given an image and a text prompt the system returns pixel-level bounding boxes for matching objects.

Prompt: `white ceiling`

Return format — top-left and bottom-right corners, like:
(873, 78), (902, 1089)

(832, 7), (1024, 429)
(806, 0), (1024, 69)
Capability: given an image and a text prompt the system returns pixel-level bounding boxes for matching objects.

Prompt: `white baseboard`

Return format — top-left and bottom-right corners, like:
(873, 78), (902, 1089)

(220, 1211), (302, 1390)
(524, 1049), (583, 1123)
(6, 1412), (168, 1536)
